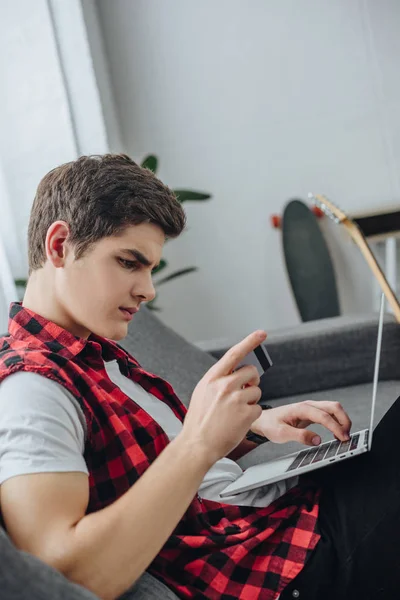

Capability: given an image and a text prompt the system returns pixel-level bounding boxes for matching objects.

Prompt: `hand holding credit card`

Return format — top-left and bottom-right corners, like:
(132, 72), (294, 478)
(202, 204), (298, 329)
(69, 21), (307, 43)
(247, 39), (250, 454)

(238, 344), (273, 381)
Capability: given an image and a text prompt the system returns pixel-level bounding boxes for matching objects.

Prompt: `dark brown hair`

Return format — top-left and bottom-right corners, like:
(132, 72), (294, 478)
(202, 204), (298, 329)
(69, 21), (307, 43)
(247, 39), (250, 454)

(28, 153), (186, 273)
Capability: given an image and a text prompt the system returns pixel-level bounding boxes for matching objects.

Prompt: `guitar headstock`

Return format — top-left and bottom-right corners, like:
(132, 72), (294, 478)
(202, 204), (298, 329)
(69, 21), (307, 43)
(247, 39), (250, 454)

(309, 193), (400, 323)
(308, 193), (348, 225)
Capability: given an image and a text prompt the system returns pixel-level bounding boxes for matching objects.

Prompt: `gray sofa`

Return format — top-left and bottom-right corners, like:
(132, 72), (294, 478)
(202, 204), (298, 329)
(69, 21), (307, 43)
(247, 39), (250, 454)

(1, 307), (399, 599)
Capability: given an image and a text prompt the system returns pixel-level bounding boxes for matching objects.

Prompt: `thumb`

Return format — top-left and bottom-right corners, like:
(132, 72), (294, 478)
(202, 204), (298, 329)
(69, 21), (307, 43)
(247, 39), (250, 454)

(286, 425), (321, 447)
(301, 429), (321, 447)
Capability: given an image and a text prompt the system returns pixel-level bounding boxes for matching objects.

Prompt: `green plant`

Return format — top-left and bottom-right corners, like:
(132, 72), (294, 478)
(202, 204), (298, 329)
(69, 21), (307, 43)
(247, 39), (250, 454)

(14, 155), (212, 309)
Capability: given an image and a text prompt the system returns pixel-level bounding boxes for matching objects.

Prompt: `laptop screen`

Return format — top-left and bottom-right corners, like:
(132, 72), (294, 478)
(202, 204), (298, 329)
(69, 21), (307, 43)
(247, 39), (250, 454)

(368, 293), (385, 450)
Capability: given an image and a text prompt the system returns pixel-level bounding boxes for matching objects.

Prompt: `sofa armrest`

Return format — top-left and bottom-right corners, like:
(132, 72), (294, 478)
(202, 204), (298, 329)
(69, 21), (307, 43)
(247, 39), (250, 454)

(0, 527), (98, 600)
(210, 313), (400, 402)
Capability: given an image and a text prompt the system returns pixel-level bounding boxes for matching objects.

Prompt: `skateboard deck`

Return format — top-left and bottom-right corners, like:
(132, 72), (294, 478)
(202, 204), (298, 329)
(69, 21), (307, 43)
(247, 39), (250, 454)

(282, 199), (340, 321)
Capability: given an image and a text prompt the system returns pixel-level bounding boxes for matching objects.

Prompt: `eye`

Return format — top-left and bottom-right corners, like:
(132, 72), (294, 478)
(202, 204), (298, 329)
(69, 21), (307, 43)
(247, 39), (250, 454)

(118, 258), (139, 271)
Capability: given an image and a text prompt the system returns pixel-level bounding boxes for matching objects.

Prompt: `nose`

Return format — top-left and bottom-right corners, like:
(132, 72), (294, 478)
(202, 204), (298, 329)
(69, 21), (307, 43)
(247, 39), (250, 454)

(131, 271), (156, 303)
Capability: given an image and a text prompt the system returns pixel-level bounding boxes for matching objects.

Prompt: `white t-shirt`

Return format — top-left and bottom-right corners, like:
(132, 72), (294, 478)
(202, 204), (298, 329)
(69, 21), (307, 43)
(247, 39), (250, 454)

(0, 359), (298, 507)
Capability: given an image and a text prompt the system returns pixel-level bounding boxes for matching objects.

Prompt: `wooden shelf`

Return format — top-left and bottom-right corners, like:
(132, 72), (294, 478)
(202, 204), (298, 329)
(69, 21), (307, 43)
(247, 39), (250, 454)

(349, 205), (400, 241)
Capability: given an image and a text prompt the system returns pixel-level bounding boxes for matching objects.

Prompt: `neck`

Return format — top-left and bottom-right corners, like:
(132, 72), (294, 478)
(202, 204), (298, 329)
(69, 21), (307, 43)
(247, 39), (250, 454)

(22, 270), (89, 339)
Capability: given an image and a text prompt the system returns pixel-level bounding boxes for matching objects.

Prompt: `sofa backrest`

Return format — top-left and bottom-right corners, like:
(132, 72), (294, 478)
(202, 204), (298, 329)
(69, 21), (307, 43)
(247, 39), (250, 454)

(212, 313), (400, 400)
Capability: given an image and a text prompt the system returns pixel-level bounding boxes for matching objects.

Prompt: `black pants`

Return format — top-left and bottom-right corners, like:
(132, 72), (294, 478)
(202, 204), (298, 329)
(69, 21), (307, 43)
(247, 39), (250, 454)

(280, 394), (400, 600)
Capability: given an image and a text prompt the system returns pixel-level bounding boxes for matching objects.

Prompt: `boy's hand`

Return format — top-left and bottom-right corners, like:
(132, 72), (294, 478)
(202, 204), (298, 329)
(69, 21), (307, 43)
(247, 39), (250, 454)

(180, 330), (267, 465)
(250, 400), (352, 446)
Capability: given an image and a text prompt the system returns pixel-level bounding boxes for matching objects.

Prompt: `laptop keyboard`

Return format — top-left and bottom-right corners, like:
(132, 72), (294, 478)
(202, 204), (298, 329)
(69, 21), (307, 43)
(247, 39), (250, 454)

(286, 432), (365, 472)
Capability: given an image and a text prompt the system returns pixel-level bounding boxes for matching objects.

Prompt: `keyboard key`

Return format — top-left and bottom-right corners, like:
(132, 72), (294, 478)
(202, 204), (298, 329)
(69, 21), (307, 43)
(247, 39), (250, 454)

(338, 439), (351, 454)
(286, 432), (363, 474)
(299, 447), (320, 466)
(287, 449), (310, 471)
(312, 443), (330, 463)
(350, 434), (359, 451)
(325, 440), (341, 459)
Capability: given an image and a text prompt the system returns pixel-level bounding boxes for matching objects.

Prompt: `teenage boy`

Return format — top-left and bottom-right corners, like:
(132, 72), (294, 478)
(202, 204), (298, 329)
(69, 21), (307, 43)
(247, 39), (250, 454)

(0, 154), (399, 600)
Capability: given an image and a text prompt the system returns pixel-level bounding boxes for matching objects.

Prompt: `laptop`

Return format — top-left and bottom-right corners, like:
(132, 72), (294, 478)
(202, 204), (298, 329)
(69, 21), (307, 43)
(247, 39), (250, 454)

(220, 294), (385, 499)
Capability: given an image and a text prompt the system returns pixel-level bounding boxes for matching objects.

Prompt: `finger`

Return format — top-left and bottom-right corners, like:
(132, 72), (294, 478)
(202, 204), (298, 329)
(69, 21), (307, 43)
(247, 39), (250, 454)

(249, 403), (263, 423)
(236, 385), (262, 406)
(207, 331), (267, 379)
(280, 424), (321, 447)
(303, 400), (352, 434)
(225, 365), (260, 389)
(296, 404), (349, 442)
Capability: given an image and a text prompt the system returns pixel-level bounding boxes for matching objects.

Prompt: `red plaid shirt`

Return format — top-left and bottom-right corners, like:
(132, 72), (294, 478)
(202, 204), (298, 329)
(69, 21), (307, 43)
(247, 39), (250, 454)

(0, 303), (321, 599)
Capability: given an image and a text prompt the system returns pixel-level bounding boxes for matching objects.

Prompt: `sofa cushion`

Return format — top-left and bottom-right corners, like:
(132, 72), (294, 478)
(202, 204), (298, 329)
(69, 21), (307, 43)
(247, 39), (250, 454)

(0, 524), (179, 600)
(0, 526), (98, 599)
(119, 572), (179, 599)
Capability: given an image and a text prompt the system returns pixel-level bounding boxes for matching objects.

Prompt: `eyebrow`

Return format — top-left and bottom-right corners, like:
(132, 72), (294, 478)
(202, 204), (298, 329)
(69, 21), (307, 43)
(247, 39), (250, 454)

(120, 248), (160, 269)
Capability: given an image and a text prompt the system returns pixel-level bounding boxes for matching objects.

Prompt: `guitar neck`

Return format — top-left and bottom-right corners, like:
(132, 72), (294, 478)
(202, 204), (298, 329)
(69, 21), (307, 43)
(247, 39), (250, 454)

(345, 220), (400, 322)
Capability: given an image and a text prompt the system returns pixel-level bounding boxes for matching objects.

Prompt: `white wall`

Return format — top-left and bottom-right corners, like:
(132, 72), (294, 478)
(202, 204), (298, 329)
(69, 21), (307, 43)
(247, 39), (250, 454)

(4, 0), (398, 346)
(95, 0), (400, 347)
(0, 0), (77, 281)
(0, 0), (109, 328)
(80, 0), (123, 152)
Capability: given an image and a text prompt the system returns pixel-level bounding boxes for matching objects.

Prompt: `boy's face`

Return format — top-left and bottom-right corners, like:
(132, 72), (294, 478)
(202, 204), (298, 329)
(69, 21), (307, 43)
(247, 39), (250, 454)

(55, 222), (164, 340)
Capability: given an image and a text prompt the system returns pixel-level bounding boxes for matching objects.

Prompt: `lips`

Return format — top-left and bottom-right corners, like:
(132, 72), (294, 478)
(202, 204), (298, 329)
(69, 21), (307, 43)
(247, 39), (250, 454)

(119, 307), (139, 321)
(120, 307), (139, 315)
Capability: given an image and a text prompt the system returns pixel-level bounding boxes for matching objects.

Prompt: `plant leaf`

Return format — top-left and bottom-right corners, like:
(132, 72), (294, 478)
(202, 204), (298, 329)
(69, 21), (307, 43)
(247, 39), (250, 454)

(173, 190), (211, 203)
(152, 258), (167, 275)
(155, 267), (198, 286)
(141, 155), (158, 173)
(14, 279), (28, 287)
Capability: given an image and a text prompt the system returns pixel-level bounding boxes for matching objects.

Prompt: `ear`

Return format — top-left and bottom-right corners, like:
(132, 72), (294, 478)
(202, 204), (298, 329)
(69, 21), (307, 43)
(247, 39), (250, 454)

(45, 221), (71, 268)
